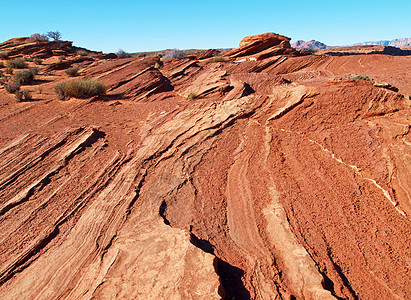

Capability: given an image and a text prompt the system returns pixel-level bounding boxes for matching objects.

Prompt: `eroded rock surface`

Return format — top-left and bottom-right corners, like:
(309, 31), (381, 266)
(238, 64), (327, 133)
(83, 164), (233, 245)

(0, 34), (410, 300)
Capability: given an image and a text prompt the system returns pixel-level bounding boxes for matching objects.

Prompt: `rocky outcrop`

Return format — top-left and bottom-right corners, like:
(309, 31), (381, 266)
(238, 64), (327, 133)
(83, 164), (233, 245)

(0, 38), (73, 58)
(224, 32), (296, 59)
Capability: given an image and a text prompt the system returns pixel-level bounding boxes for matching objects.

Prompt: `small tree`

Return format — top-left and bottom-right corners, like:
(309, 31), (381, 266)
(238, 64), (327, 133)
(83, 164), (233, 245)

(47, 31), (62, 41)
(116, 49), (131, 58)
(30, 33), (49, 42)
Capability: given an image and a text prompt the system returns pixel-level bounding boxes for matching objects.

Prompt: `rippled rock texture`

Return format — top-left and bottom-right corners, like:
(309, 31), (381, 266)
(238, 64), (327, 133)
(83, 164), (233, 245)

(0, 34), (410, 299)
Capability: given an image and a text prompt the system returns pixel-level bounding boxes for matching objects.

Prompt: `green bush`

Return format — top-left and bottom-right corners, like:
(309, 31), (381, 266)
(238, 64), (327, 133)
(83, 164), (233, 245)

(65, 66), (79, 77)
(6, 58), (28, 69)
(7, 58), (28, 69)
(15, 89), (32, 101)
(76, 50), (88, 56)
(5, 82), (21, 93)
(116, 49), (132, 58)
(186, 92), (198, 100)
(13, 69), (34, 84)
(5, 67), (13, 74)
(211, 55), (229, 63)
(33, 58), (42, 65)
(0, 52), (9, 59)
(55, 79), (106, 100)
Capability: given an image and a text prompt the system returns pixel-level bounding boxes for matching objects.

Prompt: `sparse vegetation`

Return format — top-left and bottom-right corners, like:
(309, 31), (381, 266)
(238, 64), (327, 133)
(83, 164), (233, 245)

(0, 62), (4, 68)
(29, 66), (39, 75)
(211, 55), (229, 63)
(15, 89), (32, 101)
(6, 58), (28, 69)
(350, 75), (372, 81)
(186, 92), (198, 100)
(298, 48), (317, 56)
(13, 69), (34, 84)
(58, 55), (65, 62)
(33, 58), (42, 65)
(65, 66), (79, 77)
(47, 31), (62, 41)
(0, 52), (9, 59)
(76, 50), (88, 56)
(55, 79), (106, 100)
(30, 33), (49, 42)
(163, 49), (187, 60)
(116, 49), (132, 58)
(138, 53), (146, 57)
(5, 67), (13, 74)
(5, 82), (21, 94)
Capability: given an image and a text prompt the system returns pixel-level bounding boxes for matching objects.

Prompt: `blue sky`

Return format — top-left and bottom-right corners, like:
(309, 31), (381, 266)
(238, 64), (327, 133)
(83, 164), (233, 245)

(1, 0), (410, 53)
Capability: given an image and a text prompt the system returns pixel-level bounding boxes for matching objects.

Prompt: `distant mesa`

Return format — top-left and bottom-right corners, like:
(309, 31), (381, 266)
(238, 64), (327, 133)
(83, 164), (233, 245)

(292, 40), (328, 50)
(292, 38), (411, 50)
(352, 38), (411, 48)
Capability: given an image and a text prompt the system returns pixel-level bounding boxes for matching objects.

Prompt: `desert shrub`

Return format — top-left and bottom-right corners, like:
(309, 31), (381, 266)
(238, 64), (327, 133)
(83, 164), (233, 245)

(163, 49), (187, 60)
(6, 58), (28, 69)
(76, 50), (88, 56)
(5, 67), (13, 74)
(65, 66), (79, 77)
(138, 53), (146, 57)
(116, 49), (132, 58)
(30, 33), (49, 42)
(186, 92), (198, 100)
(29, 66), (39, 75)
(0, 62), (4, 68)
(13, 69), (34, 84)
(351, 75), (372, 81)
(15, 89), (32, 101)
(24, 56), (34, 62)
(298, 49), (317, 55)
(55, 79), (106, 100)
(47, 31), (62, 41)
(5, 82), (21, 93)
(211, 55), (229, 63)
(0, 52), (9, 59)
(33, 58), (42, 65)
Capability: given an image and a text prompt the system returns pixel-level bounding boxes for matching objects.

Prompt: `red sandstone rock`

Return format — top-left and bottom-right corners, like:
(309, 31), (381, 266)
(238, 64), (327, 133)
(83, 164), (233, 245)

(0, 35), (410, 300)
(225, 32), (295, 58)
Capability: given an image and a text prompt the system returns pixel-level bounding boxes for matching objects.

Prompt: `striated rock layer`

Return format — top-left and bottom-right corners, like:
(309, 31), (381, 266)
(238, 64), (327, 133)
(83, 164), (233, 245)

(0, 35), (410, 299)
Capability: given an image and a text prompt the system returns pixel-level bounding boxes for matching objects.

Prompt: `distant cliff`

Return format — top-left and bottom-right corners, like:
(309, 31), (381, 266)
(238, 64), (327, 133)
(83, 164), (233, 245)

(293, 38), (411, 49)
(352, 38), (411, 47)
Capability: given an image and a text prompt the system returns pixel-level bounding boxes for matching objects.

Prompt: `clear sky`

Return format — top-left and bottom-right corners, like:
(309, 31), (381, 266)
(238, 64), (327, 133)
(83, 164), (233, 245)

(1, 0), (410, 53)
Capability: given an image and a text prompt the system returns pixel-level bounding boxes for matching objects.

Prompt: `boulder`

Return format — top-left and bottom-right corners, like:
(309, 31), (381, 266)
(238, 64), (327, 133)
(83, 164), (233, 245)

(224, 32), (295, 58)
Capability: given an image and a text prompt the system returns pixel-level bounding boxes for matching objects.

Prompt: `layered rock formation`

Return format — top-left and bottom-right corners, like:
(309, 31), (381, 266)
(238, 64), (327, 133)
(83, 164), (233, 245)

(224, 32), (296, 59)
(0, 38), (73, 58)
(0, 34), (410, 300)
